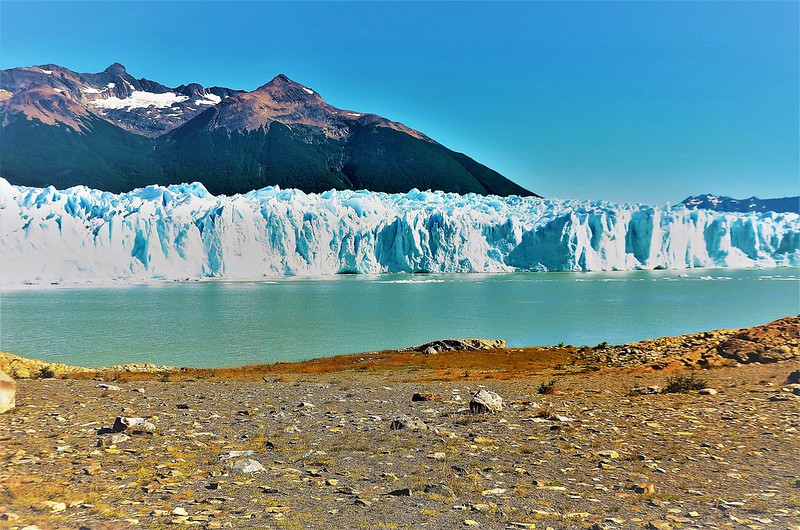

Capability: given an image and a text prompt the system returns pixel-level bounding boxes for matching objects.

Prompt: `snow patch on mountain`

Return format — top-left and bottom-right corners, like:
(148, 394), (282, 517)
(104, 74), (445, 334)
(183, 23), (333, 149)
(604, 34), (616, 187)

(90, 90), (190, 110)
(1, 179), (798, 284)
(194, 93), (222, 106)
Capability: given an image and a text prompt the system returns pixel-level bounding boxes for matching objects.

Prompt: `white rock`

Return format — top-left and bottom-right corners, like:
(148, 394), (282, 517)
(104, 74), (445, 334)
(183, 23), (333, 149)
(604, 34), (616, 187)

(469, 389), (503, 413)
(228, 457), (265, 474)
(0, 369), (16, 413)
(112, 416), (156, 433)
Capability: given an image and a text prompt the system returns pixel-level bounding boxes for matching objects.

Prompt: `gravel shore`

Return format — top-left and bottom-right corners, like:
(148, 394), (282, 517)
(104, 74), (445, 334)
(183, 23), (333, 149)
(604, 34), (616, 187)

(1, 317), (798, 530)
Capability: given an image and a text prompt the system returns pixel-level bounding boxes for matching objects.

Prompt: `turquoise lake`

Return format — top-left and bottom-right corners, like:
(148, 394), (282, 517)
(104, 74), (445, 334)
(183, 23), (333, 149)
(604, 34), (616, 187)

(1, 268), (798, 368)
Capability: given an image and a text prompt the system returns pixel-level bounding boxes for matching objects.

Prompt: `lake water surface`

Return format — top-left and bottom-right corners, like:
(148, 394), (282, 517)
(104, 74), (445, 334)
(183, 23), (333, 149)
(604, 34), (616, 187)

(1, 268), (798, 368)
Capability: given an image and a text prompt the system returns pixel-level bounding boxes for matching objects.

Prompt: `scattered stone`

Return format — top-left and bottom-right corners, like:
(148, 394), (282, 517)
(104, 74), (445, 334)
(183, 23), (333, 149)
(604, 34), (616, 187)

(787, 370), (800, 384)
(389, 415), (428, 431)
(630, 386), (661, 395)
(0, 369), (16, 413)
(648, 521), (673, 530)
(218, 450), (254, 461)
(264, 506), (290, 514)
(699, 388), (718, 395)
(412, 392), (437, 402)
(228, 458), (265, 474)
(110, 432), (130, 444)
(36, 501), (66, 513)
(481, 488), (507, 496)
(633, 483), (656, 494)
(596, 450), (620, 459)
(96, 383), (121, 391)
(423, 483), (457, 499)
(112, 416), (156, 433)
(469, 389), (503, 414)
(84, 463), (102, 475)
(464, 520), (480, 527)
(387, 488), (411, 496)
(172, 507), (188, 516)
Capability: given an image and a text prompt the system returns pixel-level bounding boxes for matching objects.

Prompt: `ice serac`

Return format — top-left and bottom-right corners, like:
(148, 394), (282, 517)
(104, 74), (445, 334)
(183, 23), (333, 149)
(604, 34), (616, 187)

(1, 178), (798, 284)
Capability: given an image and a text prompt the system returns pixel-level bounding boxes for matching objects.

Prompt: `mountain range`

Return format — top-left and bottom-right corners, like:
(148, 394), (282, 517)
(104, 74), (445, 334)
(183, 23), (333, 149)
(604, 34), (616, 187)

(0, 63), (534, 197)
(682, 194), (800, 214)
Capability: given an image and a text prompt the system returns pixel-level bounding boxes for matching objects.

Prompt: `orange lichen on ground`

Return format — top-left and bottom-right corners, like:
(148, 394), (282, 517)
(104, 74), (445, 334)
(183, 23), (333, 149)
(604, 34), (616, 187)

(73, 347), (576, 383)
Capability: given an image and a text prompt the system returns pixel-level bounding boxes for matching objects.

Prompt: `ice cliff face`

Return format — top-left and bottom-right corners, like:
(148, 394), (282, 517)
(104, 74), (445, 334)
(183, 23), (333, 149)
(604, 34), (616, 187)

(1, 178), (798, 283)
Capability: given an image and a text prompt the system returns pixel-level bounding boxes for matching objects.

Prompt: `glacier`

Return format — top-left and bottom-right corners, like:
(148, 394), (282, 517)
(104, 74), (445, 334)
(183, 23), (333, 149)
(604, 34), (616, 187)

(1, 177), (798, 284)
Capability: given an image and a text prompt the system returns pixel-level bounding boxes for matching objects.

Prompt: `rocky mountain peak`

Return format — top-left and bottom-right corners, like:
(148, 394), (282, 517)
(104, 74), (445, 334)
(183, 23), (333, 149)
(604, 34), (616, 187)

(103, 63), (128, 76)
(255, 74), (318, 99)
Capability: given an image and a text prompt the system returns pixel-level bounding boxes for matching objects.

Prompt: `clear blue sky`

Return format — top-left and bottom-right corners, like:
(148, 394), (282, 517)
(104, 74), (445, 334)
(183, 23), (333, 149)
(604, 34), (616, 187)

(1, 1), (798, 203)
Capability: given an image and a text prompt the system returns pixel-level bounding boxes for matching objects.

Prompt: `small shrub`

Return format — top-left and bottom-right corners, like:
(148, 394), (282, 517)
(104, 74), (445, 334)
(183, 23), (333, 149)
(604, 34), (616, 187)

(664, 372), (708, 393)
(537, 379), (558, 395)
(37, 366), (55, 379)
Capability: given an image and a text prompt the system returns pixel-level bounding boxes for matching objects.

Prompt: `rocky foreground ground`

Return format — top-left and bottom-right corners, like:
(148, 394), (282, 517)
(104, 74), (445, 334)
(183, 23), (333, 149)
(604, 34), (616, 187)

(1, 317), (799, 530)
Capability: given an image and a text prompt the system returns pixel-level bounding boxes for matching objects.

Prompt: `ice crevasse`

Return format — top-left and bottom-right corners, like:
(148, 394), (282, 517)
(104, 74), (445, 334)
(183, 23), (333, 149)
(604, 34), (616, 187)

(1, 177), (798, 283)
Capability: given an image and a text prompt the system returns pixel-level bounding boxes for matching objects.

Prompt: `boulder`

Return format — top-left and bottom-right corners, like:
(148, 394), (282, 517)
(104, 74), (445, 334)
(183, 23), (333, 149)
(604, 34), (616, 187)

(469, 389), (503, 414)
(0, 369), (15, 413)
(401, 339), (507, 354)
(716, 317), (799, 363)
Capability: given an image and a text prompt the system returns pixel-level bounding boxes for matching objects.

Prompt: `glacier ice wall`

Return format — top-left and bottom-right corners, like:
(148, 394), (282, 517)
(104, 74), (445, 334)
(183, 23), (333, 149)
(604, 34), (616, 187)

(1, 177), (798, 283)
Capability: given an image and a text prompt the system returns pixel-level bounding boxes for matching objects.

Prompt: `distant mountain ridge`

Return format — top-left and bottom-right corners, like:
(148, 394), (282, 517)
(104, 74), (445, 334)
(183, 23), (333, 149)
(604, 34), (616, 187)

(682, 194), (800, 214)
(0, 63), (535, 197)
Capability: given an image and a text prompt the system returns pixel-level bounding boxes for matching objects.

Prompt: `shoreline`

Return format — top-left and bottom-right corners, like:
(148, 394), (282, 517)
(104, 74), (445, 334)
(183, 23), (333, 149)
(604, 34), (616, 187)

(2, 316), (797, 380)
(1, 265), (797, 292)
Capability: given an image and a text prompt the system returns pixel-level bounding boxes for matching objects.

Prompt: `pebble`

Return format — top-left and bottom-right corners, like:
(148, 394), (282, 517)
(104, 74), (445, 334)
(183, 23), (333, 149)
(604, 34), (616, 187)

(389, 415), (427, 431)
